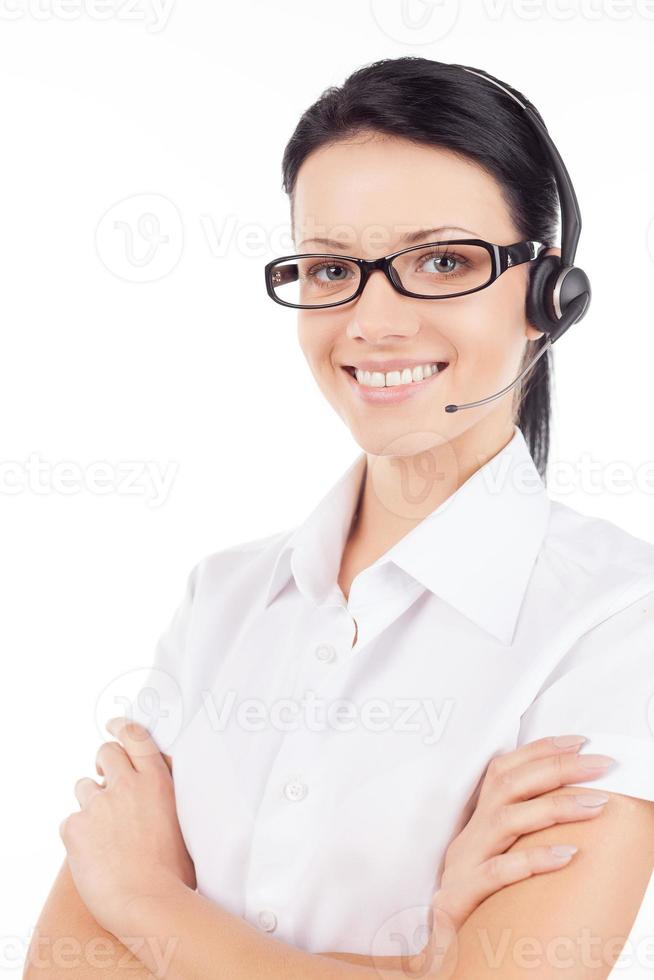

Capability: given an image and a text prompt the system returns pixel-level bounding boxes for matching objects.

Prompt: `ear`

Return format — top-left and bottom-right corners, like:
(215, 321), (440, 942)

(525, 245), (562, 341)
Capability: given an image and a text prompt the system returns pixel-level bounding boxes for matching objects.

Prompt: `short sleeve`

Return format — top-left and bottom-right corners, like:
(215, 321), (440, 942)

(517, 588), (654, 803)
(128, 561), (200, 758)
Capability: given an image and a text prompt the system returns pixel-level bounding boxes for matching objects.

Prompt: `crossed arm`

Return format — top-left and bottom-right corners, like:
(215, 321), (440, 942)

(25, 782), (654, 980)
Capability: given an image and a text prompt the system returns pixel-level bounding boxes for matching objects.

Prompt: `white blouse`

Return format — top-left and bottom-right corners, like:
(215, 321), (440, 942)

(131, 423), (654, 957)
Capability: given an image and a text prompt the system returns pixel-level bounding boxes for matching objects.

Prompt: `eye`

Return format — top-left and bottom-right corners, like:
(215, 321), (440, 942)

(417, 250), (468, 276)
(306, 261), (354, 283)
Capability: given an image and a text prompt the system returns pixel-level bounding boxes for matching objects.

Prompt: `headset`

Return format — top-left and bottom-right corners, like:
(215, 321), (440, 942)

(444, 65), (591, 413)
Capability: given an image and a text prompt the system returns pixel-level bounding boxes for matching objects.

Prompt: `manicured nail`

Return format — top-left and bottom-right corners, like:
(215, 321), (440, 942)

(577, 754), (616, 770)
(575, 793), (610, 807)
(550, 845), (578, 859)
(552, 734), (588, 749)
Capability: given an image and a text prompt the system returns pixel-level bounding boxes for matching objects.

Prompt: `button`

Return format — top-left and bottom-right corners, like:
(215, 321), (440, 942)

(315, 643), (337, 663)
(283, 778), (308, 802)
(257, 909), (277, 932)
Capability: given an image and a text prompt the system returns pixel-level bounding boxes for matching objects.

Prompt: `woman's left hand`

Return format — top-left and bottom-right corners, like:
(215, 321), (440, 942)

(59, 718), (196, 940)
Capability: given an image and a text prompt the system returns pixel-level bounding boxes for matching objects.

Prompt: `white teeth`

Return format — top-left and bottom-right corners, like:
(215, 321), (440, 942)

(353, 362), (442, 387)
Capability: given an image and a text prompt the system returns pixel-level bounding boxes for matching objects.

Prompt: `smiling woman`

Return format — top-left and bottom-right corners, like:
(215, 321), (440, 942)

(287, 122), (557, 480)
(27, 57), (654, 980)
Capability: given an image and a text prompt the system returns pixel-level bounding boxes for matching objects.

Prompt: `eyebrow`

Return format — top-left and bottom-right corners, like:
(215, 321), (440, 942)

(296, 225), (479, 250)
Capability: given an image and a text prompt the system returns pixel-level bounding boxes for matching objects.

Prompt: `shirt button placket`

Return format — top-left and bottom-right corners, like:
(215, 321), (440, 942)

(245, 615), (348, 938)
(283, 777), (309, 802)
(257, 909), (278, 932)
(314, 643), (337, 664)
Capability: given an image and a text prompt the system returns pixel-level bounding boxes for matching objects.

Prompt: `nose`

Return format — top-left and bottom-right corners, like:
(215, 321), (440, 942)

(345, 267), (420, 345)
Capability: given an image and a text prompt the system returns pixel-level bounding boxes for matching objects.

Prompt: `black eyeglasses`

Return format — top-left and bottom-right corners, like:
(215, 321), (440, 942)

(264, 238), (547, 310)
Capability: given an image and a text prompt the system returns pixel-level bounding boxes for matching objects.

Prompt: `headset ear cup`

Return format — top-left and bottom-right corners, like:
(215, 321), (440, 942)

(526, 253), (561, 334)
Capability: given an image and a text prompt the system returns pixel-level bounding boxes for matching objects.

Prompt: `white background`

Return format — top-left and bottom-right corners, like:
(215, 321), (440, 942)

(3, 2), (654, 976)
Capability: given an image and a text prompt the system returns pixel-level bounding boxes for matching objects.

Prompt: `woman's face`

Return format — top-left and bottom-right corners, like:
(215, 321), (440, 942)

(292, 133), (554, 458)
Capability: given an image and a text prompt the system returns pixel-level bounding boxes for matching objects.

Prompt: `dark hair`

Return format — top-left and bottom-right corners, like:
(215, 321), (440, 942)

(280, 57), (560, 481)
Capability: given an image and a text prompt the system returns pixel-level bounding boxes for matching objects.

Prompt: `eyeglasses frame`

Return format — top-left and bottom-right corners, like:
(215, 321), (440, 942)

(264, 238), (547, 310)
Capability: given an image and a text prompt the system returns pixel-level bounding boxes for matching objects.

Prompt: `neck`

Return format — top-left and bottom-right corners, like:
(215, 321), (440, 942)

(349, 416), (516, 558)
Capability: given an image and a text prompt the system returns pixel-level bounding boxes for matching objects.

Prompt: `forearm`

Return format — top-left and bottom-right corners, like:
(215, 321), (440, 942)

(23, 858), (157, 979)
(120, 877), (430, 980)
(25, 859), (427, 980)
(27, 867), (428, 980)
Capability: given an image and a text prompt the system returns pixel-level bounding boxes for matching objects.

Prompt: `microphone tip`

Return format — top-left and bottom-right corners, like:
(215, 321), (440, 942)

(444, 404), (458, 413)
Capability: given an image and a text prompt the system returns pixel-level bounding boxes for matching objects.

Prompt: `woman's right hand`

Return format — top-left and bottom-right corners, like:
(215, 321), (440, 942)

(415, 734), (615, 975)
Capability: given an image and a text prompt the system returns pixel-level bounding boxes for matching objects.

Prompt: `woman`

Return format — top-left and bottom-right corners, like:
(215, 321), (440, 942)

(30, 58), (654, 979)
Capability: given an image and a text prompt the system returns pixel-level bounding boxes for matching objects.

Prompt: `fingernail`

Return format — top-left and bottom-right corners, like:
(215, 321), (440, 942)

(577, 754), (616, 770)
(575, 793), (610, 807)
(552, 734), (588, 749)
(550, 845), (578, 859)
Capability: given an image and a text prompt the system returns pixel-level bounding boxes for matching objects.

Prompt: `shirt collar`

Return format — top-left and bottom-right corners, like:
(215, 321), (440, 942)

(262, 424), (551, 646)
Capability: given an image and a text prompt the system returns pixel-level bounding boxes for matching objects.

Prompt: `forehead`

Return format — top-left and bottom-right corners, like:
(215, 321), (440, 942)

(292, 134), (517, 251)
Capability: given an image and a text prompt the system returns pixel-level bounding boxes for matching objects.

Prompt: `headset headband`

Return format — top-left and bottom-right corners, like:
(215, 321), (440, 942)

(457, 66), (581, 268)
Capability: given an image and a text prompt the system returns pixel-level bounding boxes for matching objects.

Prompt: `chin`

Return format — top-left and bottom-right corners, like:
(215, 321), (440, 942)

(346, 422), (450, 459)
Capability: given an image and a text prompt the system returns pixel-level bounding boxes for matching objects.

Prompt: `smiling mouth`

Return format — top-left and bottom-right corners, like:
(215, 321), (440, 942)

(341, 362), (449, 388)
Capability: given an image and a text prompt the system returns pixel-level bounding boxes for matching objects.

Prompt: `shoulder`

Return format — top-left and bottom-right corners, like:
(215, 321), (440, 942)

(518, 502), (654, 805)
(539, 498), (654, 626)
(545, 497), (654, 576)
(532, 498), (654, 683)
(138, 528), (296, 755)
(185, 527), (294, 599)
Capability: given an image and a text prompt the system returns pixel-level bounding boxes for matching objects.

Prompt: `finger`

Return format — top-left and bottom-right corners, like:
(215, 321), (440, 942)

(482, 734), (589, 782)
(105, 717), (170, 774)
(96, 739), (136, 784)
(436, 843), (579, 929)
(59, 812), (78, 842)
(74, 776), (103, 808)
(480, 750), (616, 808)
(483, 790), (610, 853)
(445, 754), (613, 875)
(473, 736), (589, 810)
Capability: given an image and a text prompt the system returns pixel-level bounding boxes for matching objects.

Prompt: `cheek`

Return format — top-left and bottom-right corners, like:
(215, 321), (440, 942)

(296, 333), (334, 400)
(484, 265), (529, 325)
(297, 315), (341, 375)
(441, 277), (525, 369)
(297, 319), (320, 371)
